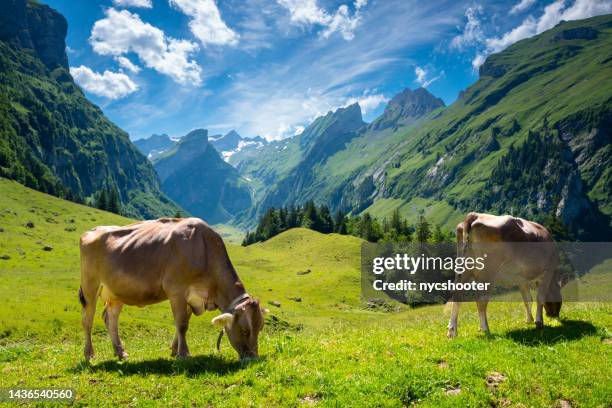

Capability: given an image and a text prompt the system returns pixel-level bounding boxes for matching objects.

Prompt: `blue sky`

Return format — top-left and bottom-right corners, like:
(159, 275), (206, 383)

(44, 0), (612, 141)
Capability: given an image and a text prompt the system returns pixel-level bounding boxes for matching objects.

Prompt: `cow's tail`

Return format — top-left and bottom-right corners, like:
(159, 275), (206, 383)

(78, 286), (87, 307)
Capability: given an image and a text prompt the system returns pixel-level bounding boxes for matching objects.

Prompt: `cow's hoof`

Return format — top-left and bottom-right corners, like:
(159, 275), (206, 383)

(447, 328), (457, 338)
(116, 350), (129, 360)
(535, 321), (544, 329)
(84, 347), (95, 362)
(176, 352), (191, 360)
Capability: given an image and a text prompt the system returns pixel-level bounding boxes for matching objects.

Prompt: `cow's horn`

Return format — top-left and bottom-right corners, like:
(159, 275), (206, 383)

(216, 329), (224, 352)
(211, 312), (234, 327)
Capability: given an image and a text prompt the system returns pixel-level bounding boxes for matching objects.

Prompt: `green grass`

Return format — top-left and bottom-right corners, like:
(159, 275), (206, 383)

(1, 178), (611, 406)
(211, 223), (245, 245)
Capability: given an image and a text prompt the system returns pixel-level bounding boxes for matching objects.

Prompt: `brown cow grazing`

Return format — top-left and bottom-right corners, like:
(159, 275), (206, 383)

(447, 212), (562, 338)
(79, 217), (266, 361)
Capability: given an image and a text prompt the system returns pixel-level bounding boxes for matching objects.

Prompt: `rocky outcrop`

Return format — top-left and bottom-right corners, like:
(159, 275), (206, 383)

(153, 129), (252, 223)
(0, 0), (68, 69)
(134, 133), (175, 160)
(371, 88), (444, 131)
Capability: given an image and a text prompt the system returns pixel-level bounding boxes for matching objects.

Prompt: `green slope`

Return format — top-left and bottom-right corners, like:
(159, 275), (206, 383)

(233, 16), (611, 238)
(0, 0), (180, 219)
(362, 16), (612, 237)
(1, 178), (611, 406)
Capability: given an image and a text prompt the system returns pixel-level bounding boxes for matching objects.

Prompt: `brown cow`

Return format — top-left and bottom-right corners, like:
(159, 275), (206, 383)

(79, 217), (266, 361)
(447, 212), (562, 338)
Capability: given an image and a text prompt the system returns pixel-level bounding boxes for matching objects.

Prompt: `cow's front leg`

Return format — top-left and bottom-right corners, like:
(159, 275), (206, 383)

(103, 301), (128, 360)
(170, 297), (192, 358)
(520, 282), (534, 323)
(447, 301), (460, 338)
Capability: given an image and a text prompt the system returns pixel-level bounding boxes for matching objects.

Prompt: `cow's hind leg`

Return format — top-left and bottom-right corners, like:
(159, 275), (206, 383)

(79, 282), (99, 362)
(103, 301), (128, 360)
(520, 282), (534, 323)
(476, 300), (490, 334)
(169, 297), (192, 358)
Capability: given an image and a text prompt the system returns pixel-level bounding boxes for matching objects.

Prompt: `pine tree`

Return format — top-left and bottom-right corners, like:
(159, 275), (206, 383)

(415, 211), (431, 243)
(301, 201), (320, 230)
(318, 205), (333, 233)
(96, 188), (108, 211)
(107, 184), (121, 214)
(432, 224), (446, 243)
(333, 210), (347, 234)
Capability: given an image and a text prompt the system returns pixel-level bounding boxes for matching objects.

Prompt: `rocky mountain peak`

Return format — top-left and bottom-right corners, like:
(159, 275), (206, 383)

(372, 87), (445, 130)
(0, 0), (68, 69)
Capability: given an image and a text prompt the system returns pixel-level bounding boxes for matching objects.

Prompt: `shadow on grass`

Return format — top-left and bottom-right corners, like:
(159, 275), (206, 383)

(72, 354), (261, 377)
(505, 319), (598, 346)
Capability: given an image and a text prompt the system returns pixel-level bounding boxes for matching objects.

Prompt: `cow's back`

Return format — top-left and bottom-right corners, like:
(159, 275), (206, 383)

(80, 218), (214, 306)
(460, 212), (557, 280)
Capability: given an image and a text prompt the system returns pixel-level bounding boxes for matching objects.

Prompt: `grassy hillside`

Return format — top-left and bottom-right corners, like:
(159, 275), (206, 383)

(0, 178), (610, 406)
(0, 0), (181, 219)
(363, 16), (612, 237)
(233, 16), (611, 238)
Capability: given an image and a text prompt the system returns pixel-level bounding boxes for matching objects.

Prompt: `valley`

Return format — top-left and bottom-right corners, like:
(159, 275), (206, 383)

(0, 178), (610, 406)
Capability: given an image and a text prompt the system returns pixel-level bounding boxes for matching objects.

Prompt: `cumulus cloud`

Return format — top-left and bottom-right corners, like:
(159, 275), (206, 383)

(471, 53), (486, 70)
(113, 0), (153, 8)
(487, 0), (612, 53)
(414, 66), (443, 88)
(115, 56), (141, 73)
(70, 65), (138, 99)
(450, 5), (484, 50)
(510, 0), (536, 14)
(277, 0), (365, 40)
(345, 93), (388, 114)
(169, 0), (239, 46)
(354, 0), (368, 10)
(90, 8), (202, 85)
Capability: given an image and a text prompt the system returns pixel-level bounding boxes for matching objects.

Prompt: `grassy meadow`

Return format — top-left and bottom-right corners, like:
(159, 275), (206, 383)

(0, 178), (611, 407)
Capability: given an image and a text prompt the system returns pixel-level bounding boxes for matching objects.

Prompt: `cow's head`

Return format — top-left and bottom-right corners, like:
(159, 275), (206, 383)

(212, 298), (267, 360)
(544, 275), (567, 318)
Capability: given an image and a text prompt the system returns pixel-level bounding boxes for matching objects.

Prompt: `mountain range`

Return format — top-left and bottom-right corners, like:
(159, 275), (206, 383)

(1, 0), (609, 239)
(229, 15), (611, 238)
(0, 0), (180, 219)
(151, 129), (251, 223)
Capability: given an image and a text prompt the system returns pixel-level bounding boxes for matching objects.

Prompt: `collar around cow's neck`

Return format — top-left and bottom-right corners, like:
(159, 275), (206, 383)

(224, 292), (251, 314)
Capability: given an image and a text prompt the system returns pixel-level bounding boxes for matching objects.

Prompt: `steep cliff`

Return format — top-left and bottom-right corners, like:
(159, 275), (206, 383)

(0, 0), (181, 218)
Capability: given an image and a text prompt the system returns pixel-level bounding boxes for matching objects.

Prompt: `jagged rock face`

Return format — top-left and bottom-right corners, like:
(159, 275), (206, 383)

(0, 0), (181, 218)
(372, 87), (444, 130)
(0, 0), (68, 69)
(153, 129), (252, 224)
(211, 130), (242, 152)
(134, 134), (175, 159)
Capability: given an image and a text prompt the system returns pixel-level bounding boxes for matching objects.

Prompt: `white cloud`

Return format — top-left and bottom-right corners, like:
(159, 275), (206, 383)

(354, 0), (368, 10)
(115, 56), (141, 73)
(487, 0), (612, 53)
(113, 0), (153, 8)
(414, 66), (443, 88)
(450, 5), (483, 50)
(345, 93), (388, 114)
(510, 0), (536, 14)
(90, 8), (202, 85)
(70, 65), (138, 99)
(471, 53), (486, 70)
(277, 0), (365, 41)
(169, 0), (239, 46)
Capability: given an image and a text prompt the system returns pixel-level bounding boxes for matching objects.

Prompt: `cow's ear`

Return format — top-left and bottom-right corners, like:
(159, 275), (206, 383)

(212, 313), (234, 327)
(261, 308), (270, 315)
